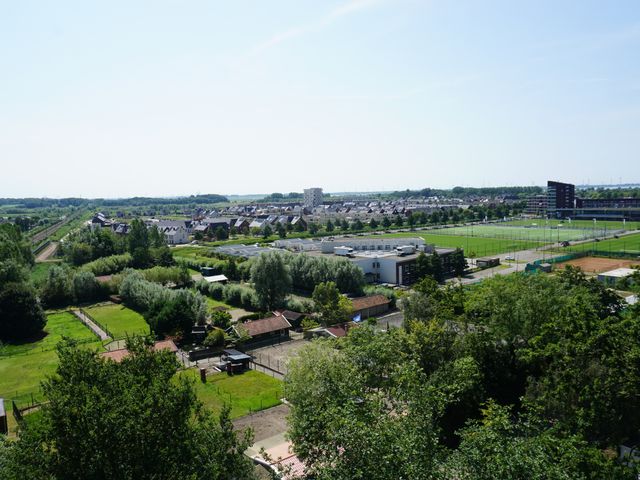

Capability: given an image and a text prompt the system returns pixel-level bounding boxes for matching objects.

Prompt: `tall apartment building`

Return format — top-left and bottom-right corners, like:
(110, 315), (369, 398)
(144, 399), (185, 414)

(303, 188), (324, 208)
(547, 181), (575, 218)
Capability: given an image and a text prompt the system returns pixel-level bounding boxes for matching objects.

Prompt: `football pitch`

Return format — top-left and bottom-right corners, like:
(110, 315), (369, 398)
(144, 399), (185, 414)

(375, 220), (636, 257)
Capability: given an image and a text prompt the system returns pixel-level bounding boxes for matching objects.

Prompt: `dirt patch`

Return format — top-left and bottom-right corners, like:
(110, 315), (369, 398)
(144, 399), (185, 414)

(248, 340), (309, 376)
(558, 256), (640, 273)
(233, 404), (290, 442)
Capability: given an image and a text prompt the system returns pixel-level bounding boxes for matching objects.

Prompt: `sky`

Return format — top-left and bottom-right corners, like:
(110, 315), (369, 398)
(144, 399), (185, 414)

(1, 0), (639, 198)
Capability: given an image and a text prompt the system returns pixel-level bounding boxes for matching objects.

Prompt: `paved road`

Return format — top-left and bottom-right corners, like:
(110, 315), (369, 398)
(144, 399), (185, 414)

(35, 241), (59, 262)
(71, 309), (110, 341)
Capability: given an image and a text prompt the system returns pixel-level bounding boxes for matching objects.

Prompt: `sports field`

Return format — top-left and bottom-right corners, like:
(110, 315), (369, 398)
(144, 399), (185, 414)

(556, 232), (640, 255)
(430, 223), (625, 242)
(376, 232), (542, 257)
(0, 311), (103, 407)
(84, 303), (150, 339)
(505, 219), (640, 230)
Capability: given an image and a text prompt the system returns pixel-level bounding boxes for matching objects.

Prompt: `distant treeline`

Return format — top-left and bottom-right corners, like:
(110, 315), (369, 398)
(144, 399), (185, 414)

(384, 186), (544, 199)
(580, 187), (640, 199)
(0, 194), (228, 209)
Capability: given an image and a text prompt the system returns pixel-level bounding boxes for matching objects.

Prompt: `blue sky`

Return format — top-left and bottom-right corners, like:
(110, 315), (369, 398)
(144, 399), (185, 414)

(1, 0), (639, 198)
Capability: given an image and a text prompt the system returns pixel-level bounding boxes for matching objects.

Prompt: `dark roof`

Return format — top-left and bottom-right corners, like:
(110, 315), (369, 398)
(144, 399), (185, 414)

(351, 295), (391, 311)
(325, 325), (349, 337)
(222, 349), (252, 362)
(281, 310), (304, 321)
(239, 316), (291, 337)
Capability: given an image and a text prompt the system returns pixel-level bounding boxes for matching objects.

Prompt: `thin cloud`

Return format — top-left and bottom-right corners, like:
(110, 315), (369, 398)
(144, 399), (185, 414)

(248, 0), (385, 57)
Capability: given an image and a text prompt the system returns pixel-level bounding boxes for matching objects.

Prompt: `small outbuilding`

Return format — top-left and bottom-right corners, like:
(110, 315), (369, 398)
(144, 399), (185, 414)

(220, 349), (252, 373)
(476, 257), (500, 269)
(351, 295), (391, 320)
(203, 274), (229, 284)
(597, 268), (636, 286)
(235, 315), (292, 346)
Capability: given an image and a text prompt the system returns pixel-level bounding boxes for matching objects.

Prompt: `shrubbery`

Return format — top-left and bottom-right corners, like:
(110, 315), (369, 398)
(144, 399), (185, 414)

(81, 253), (133, 276)
(195, 280), (259, 310)
(119, 270), (207, 336)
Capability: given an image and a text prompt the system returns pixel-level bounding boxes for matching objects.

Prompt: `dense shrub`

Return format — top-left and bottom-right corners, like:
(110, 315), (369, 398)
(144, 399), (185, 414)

(81, 253), (133, 276)
(40, 265), (73, 308)
(203, 328), (225, 348)
(259, 252), (364, 294)
(119, 271), (207, 330)
(141, 266), (191, 287)
(72, 271), (103, 303)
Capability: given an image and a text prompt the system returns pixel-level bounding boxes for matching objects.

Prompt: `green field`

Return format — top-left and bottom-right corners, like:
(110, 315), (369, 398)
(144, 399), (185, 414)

(505, 219), (640, 230)
(84, 303), (150, 339)
(425, 224), (625, 242)
(554, 232), (640, 255)
(29, 261), (62, 284)
(376, 232), (544, 257)
(0, 312), (103, 407)
(180, 369), (283, 418)
(204, 296), (232, 311)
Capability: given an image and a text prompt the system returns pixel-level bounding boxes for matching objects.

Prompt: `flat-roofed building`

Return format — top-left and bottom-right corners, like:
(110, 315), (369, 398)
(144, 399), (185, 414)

(304, 188), (324, 208)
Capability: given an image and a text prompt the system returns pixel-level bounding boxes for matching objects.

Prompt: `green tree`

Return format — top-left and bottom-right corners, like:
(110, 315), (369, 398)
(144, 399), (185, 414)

(276, 223), (287, 238)
(325, 220), (334, 232)
(262, 225), (273, 239)
(394, 215), (404, 227)
(210, 310), (232, 329)
(312, 281), (353, 325)
(250, 252), (292, 310)
(0, 281), (47, 341)
(381, 216), (391, 228)
(308, 222), (319, 235)
(128, 219), (151, 268)
(40, 264), (73, 308)
(203, 328), (225, 348)
(451, 247), (467, 277)
(0, 338), (255, 479)
(340, 219), (349, 231)
(215, 226), (229, 241)
(72, 270), (101, 303)
(444, 401), (634, 480)
(352, 219), (363, 231)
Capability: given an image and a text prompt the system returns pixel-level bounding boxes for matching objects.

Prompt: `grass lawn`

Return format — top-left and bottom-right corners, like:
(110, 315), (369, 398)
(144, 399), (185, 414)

(375, 232), (544, 257)
(179, 369), (283, 419)
(205, 296), (232, 311)
(0, 311), (103, 408)
(30, 261), (62, 284)
(84, 303), (150, 339)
